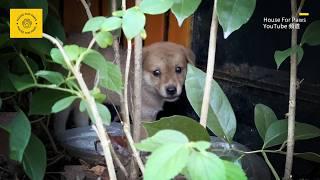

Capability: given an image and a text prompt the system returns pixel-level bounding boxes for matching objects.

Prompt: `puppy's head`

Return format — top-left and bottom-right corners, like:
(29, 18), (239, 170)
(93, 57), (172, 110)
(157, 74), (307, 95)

(142, 42), (195, 102)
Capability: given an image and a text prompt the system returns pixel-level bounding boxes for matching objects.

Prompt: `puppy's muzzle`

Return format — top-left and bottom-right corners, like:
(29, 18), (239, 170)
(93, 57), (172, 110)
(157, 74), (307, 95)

(166, 85), (177, 96)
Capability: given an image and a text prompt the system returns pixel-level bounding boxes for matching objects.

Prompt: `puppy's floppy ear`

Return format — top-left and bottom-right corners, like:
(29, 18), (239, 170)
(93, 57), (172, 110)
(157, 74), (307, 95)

(183, 47), (196, 65)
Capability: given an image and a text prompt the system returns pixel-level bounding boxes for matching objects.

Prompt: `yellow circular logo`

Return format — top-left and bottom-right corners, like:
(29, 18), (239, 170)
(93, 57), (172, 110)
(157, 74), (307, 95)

(16, 13), (38, 34)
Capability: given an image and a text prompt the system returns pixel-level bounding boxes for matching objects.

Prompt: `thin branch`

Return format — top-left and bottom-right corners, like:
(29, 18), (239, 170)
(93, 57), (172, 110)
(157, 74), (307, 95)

(39, 120), (60, 154)
(43, 33), (117, 180)
(110, 143), (129, 178)
(18, 53), (37, 84)
(262, 152), (280, 180)
(199, 0), (218, 127)
(123, 40), (145, 173)
(79, 0), (93, 19)
(296, 0), (306, 16)
(284, 0), (298, 179)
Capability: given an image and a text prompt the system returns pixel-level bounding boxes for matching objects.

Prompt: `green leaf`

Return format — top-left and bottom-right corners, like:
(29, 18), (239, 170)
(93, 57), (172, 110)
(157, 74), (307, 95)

(171, 0), (201, 26)
(143, 115), (210, 142)
(301, 20), (320, 46)
(82, 16), (107, 32)
(50, 48), (66, 66)
(51, 96), (78, 113)
(92, 103), (111, 125)
(90, 88), (107, 103)
(22, 134), (47, 180)
(190, 141), (211, 152)
(139, 0), (174, 15)
(136, 130), (189, 152)
(254, 104), (278, 140)
(24, 0), (48, 20)
(217, 0), (256, 38)
(95, 31), (113, 48)
(112, 10), (124, 17)
(223, 160), (247, 180)
(264, 120), (320, 148)
(186, 64), (236, 142)
(35, 70), (64, 86)
(295, 152), (320, 163)
(274, 46), (304, 69)
(185, 151), (226, 180)
(0, 109), (31, 162)
(64, 45), (81, 61)
(29, 89), (71, 115)
(122, 7), (146, 39)
(45, 15), (66, 42)
(101, 17), (122, 31)
(0, 65), (16, 92)
(9, 74), (35, 91)
(140, 29), (147, 39)
(144, 143), (190, 180)
(82, 50), (123, 93)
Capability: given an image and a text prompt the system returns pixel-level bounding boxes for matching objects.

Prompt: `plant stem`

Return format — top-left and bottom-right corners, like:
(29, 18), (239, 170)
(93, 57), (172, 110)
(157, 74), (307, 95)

(123, 40), (145, 174)
(262, 152), (280, 180)
(284, 0), (298, 179)
(35, 84), (81, 96)
(80, 0), (93, 19)
(199, 0), (218, 127)
(43, 33), (117, 180)
(18, 53), (37, 84)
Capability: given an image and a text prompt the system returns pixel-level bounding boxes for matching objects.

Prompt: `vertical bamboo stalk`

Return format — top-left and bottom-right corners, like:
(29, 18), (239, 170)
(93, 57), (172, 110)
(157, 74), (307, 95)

(199, 0), (218, 127)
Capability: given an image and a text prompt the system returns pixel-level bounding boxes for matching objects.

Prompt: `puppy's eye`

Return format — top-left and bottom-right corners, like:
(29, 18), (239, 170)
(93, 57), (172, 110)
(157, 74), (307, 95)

(175, 66), (182, 74)
(153, 69), (161, 77)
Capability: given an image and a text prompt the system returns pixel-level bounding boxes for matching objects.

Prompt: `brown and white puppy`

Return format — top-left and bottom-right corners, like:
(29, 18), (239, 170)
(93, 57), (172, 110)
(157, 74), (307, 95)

(54, 34), (195, 134)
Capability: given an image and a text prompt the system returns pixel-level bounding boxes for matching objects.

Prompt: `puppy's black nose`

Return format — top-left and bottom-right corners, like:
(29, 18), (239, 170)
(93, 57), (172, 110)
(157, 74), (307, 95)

(166, 86), (177, 96)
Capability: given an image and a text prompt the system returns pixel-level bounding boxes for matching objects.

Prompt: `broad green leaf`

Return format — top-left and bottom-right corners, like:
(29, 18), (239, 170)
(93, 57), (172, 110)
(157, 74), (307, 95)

(264, 120), (320, 148)
(80, 101), (111, 125)
(11, 56), (39, 74)
(0, 109), (31, 162)
(95, 31), (113, 48)
(24, 39), (52, 56)
(64, 45), (80, 61)
(90, 88), (107, 103)
(217, 0), (256, 38)
(92, 103), (111, 125)
(143, 115), (210, 142)
(295, 152), (320, 163)
(22, 134), (47, 180)
(190, 141), (211, 152)
(50, 48), (66, 66)
(24, 0), (48, 20)
(35, 70), (64, 86)
(82, 16), (107, 32)
(101, 17), (122, 31)
(274, 46), (304, 69)
(51, 96), (78, 113)
(0, 65), (16, 92)
(254, 104), (278, 140)
(223, 160), (247, 180)
(29, 89), (71, 115)
(139, 0), (174, 15)
(122, 7), (146, 39)
(82, 50), (122, 93)
(171, 0), (201, 26)
(185, 151), (226, 180)
(140, 29), (147, 39)
(45, 15), (66, 42)
(301, 20), (320, 46)
(186, 64), (236, 142)
(9, 74), (35, 91)
(112, 10), (124, 17)
(136, 130), (189, 152)
(144, 143), (190, 180)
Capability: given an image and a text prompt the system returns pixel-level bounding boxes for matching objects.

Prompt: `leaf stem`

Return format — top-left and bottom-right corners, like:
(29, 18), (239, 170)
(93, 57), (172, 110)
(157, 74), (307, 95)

(18, 53), (37, 84)
(262, 151), (280, 180)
